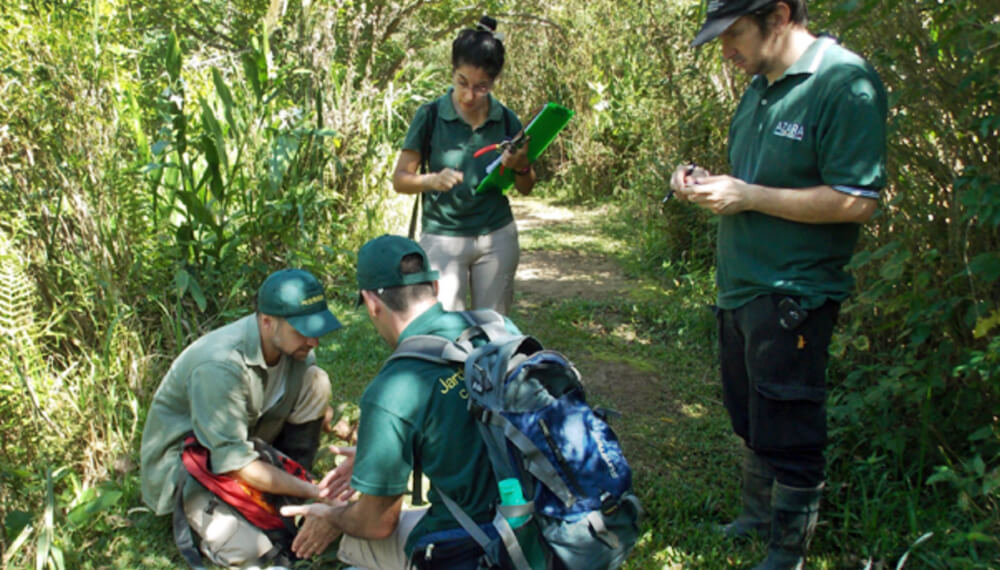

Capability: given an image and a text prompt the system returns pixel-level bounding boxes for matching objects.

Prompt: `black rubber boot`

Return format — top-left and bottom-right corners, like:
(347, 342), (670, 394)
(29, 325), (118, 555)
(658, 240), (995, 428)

(272, 418), (324, 472)
(719, 447), (774, 540)
(751, 481), (824, 570)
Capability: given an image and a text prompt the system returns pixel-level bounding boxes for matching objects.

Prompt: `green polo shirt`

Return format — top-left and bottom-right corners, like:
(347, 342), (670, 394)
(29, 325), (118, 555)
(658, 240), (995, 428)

(352, 303), (519, 556)
(718, 36), (888, 310)
(140, 314), (316, 515)
(402, 90), (522, 236)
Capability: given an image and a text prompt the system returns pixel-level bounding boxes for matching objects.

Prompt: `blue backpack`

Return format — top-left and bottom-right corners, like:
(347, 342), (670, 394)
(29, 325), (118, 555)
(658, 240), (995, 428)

(390, 310), (642, 569)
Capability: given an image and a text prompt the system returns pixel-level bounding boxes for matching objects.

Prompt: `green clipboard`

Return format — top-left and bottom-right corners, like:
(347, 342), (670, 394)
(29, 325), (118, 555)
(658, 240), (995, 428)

(475, 102), (575, 194)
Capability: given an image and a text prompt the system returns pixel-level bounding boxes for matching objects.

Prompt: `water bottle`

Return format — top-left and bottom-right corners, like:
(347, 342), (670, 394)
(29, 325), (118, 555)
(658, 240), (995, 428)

(498, 478), (530, 528)
(498, 478), (546, 568)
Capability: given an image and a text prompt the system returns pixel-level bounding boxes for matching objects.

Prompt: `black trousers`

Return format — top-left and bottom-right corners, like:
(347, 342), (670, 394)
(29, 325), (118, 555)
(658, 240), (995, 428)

(718, 294), (840, 487)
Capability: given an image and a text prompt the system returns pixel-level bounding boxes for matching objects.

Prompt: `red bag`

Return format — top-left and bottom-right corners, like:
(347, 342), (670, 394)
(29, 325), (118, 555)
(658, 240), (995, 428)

(180, 434), (313, 529)
(174, 434), (314, 568)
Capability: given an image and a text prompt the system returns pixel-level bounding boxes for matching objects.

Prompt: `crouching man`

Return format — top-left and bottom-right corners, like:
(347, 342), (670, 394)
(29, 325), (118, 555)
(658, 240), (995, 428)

(281, 235), (522, 569)
(140, 268), (342, 567)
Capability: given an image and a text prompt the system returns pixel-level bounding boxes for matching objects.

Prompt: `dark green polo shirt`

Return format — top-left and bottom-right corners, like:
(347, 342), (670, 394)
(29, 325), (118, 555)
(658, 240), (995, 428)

(402, 90), (522, 236)
(718, 36), (888, 310)
(352, 303), (520, 556)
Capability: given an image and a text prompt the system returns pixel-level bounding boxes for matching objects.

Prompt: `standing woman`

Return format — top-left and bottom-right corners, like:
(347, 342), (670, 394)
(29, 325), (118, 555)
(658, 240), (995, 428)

(392, 15), (535, 315)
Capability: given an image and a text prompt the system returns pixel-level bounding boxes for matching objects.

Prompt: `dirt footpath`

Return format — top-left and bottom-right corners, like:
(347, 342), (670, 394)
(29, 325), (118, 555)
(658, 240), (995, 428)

(512, 198), (631, 304)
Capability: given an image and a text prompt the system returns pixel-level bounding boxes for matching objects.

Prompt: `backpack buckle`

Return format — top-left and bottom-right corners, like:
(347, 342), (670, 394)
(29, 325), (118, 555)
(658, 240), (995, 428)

(593, 407), (621, 422)
(424, 543), (435, 561)
(472, 365), (491, 392)
(468, 402), (492, 423)
(600, 492), (619, 515)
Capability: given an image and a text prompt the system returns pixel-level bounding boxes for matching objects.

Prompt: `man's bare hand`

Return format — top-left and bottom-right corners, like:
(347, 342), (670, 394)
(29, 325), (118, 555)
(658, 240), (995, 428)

(318, 446), (357, 502)
(681, 174), (753, 215)
(669, 163), (711, 202)
(281, 502), (344, 559)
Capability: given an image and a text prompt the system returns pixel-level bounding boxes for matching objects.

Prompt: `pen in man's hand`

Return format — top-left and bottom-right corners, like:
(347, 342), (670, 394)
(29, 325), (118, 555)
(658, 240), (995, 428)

(663, 162), (698, 204)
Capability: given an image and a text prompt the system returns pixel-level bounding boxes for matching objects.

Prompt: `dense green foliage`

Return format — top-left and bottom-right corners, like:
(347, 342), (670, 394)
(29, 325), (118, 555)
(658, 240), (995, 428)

(0, 0), (997, 567)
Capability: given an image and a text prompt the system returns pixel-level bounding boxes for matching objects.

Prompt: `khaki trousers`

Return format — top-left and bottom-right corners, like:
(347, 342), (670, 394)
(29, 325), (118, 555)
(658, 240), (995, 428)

(338, 507), (429, 570)
(420, 220), (519, 315)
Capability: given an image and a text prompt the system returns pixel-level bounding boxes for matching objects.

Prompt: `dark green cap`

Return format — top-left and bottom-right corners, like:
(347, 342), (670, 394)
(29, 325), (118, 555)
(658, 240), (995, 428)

(357, 235), (440, 293)
(257, 269), (342, 337)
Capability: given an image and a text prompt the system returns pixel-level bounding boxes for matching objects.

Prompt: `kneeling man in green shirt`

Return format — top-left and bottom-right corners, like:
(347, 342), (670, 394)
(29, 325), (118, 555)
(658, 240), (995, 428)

(281, 235), (517, 569)
(140, 268), (342, 567)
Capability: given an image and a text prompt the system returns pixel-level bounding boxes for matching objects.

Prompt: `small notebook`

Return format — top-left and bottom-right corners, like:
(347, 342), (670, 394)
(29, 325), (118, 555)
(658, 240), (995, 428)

(475, 102), (575, 194)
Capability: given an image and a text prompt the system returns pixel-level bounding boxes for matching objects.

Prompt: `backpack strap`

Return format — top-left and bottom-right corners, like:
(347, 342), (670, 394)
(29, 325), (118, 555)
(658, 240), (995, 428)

(435, 486), (532, 570)
(409, 101), (439, 240)
(389, 335), (470, 365)
(419, 101), (438, 175)
(387, 311), (532, 555)
(388, 310), (510, 366)
(173, 472), (208, 570)
(457, 309), (511, 345)
(386, 311), (492, 507)
(474, 404), (577, 509)
(502, 105), (518, 138)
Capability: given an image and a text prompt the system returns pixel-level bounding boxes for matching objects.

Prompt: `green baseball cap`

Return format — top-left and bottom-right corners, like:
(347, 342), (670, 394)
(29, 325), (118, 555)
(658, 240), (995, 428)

(257, 269), (342, 337)
(356, 235), (439, 298)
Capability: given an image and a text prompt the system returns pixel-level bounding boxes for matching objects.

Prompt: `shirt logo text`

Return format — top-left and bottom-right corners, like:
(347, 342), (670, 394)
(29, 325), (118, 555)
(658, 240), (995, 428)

(773, 121), (805, 141)
(439, 370), (468, 399)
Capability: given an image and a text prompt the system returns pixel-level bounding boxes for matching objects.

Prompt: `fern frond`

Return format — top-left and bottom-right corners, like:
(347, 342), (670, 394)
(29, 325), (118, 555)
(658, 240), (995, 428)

(0, 230), (36, 353)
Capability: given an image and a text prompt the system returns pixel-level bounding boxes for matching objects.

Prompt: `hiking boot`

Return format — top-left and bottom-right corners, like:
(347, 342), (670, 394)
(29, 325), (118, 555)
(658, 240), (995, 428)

(272, 418), (324, 472)
(751, 481), (824, 570)
(718, 447), (774, 540)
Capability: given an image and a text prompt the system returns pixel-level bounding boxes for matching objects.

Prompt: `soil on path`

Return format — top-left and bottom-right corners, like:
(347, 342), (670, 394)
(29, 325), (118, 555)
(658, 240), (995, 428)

(512, 198), (631, 304)
(511, 197), (675, 422)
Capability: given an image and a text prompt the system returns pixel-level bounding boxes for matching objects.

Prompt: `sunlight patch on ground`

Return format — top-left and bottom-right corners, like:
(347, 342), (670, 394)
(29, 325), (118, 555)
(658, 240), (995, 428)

(513, 197), (629, 256)
(514, 204), (575, 231)
(612, 322), (651, 345)
(516, 260), (619, 284)
(515, 248), (631, 302)
(680, 402), (709, 418)
(519, 227), (618, 253)
(652, 545), (696, 569)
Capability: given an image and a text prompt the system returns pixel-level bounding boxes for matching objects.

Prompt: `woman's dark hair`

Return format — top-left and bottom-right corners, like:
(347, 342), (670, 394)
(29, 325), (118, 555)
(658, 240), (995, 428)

(451, 15), (505, 79)
(751, 0), (808, 36)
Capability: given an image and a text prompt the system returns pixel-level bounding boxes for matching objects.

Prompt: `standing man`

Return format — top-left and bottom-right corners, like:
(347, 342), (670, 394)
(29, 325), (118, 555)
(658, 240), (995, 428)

(670, 1), (887, 568)
(141, 268), (342, 567)
(280, 235), (520, 569)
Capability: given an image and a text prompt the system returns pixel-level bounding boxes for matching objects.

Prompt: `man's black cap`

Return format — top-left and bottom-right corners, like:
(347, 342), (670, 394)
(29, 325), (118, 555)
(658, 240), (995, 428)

(692, 0), (775, 47)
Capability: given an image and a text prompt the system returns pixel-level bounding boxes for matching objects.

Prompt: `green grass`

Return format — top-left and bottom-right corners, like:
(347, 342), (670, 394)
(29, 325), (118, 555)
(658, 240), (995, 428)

(316, 304), (391, 404)
(4, 195), (997, 569)
(510, 201), (755, 569)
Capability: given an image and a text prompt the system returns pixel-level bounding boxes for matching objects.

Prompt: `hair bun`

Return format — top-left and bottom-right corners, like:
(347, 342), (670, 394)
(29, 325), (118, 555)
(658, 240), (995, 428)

(477, 15), (498, 33)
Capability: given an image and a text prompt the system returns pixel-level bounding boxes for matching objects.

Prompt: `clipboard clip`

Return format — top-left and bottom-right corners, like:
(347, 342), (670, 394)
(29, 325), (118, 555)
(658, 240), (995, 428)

(473, 130), (528, 160)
